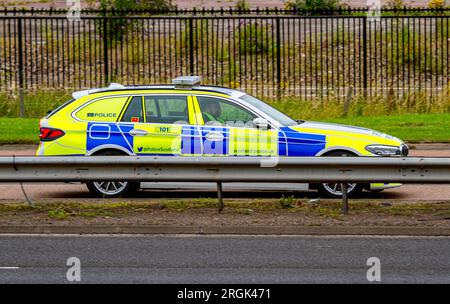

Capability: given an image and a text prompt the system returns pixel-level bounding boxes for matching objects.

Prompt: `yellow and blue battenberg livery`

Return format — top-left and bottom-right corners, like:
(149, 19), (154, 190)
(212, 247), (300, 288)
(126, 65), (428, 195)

(36, 77), (408, 198)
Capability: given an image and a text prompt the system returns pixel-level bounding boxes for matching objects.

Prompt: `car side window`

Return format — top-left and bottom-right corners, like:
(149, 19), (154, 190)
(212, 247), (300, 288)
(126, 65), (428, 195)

(121, 96), (143, 123)
(75, 96), (129, 122)
(144, 95), (189, 124)
(197, 96), (257, 128)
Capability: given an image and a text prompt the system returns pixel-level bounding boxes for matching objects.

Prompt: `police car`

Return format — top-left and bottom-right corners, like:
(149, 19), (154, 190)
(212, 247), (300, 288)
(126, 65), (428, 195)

(37, 76), (408, 198)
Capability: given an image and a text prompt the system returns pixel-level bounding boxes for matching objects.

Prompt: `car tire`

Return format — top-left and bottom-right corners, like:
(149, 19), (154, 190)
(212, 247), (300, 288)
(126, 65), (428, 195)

(86, 150), (139, 198)
(316, 151), (364, 198)
(369, 189), (384, 194)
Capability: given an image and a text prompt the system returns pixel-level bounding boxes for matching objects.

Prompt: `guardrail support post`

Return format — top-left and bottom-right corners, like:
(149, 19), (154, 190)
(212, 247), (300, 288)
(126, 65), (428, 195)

(217, 182), (224, 213)
(341, 183), (349, 214)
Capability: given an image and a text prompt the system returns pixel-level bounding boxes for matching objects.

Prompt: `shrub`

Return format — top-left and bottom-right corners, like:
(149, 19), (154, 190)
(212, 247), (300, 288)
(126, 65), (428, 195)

(285, 0), (343, 11)
(235, 0), (250, 11)
(235, 21), (276, 55)
(428, 0), (448, 8)
(179, 19), (215, 52)
(95, 0), (176, 41)
(279, 195), (295, 209)
(94, 0), (175, 11)
(385, 0), (407, 9)
(48, 206), (69, 220)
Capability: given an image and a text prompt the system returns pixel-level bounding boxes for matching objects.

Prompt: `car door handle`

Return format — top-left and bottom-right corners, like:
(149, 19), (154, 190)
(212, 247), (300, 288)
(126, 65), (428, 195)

(206, 131), (224, 141)
(129, 129), (148, 136)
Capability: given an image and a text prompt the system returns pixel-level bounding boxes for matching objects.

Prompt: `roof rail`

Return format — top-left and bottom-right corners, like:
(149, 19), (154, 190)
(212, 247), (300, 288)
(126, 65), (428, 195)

(72, 83), (125, 99)
(70, 78), (237, 100)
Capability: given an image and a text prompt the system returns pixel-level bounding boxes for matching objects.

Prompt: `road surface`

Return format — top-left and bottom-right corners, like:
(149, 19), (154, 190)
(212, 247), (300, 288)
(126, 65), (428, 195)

(0, 235), (448, 283)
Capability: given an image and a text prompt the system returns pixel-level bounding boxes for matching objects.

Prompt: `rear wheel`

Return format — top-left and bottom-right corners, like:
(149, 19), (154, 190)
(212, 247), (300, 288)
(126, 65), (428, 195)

(86, 150), (139, 198)
(316, 151), (364, 198)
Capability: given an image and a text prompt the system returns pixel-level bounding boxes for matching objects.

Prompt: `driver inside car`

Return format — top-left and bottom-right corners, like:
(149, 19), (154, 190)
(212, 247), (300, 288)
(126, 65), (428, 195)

(201, 101), (225, 125)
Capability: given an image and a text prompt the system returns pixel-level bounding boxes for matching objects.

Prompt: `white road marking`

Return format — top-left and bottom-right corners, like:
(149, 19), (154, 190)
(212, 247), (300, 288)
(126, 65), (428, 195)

(0, 267), (20, 270)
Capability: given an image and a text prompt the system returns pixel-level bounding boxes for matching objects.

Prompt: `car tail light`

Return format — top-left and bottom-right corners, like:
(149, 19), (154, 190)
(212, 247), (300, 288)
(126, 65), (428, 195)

(39, 127), (65, 142)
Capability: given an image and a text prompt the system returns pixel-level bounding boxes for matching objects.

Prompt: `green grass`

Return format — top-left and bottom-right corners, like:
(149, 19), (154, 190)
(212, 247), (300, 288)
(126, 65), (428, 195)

(47, 206), (69, 220)
(0, 88), (448, 144)
(0, 90), (72, 118)
(0, 118), (39, 144)
(322, 113), (450, 143)
(0, 113), (448, 144)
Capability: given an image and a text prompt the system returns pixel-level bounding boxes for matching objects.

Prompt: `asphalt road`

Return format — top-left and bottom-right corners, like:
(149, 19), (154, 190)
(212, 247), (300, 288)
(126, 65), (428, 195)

(0, 235), (449, 284)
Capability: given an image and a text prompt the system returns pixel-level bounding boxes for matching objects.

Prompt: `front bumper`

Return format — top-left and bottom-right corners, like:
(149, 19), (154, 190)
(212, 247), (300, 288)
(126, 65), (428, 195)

(369, 183), (402, 191)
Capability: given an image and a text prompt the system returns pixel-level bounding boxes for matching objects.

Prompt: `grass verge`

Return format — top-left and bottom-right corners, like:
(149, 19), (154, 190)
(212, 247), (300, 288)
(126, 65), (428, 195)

(0, 118), (39, 144)
(322, 113), (450, 143)
(0, 199), (449, 225)
(0, 113), (448, 144)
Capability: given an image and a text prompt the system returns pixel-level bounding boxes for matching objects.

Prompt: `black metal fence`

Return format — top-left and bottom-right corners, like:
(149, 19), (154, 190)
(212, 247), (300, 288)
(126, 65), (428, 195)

(0, 8), (449, 100)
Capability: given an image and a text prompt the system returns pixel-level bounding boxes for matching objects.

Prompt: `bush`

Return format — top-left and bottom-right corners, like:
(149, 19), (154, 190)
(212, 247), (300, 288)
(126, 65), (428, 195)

(95, 0), (176, 41)
(235, 0), (250, 11)
(279, 195), (295, 209)
(179, 19), (215, 52)
(236, 21), (276, 55)
(428, 0), (448, 8)
(285, 0), (343, 11)
(94, 0), (175, 11)
(384, 0), (407, 9)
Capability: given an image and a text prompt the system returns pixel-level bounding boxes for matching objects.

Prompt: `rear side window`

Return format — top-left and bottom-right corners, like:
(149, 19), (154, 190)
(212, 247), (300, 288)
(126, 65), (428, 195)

(75, 96), (129, 122)
(121, 96), (143, 123)
(144, 95), (189, 124)
(46, 98), (75, 118)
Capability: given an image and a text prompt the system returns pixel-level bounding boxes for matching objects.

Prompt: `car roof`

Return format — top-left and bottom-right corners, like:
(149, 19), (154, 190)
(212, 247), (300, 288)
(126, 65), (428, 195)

(72, 84), (240, 100)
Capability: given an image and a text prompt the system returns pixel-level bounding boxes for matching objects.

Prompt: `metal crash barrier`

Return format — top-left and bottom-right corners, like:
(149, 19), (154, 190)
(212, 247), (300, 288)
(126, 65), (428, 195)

(1, 156), (450, 213)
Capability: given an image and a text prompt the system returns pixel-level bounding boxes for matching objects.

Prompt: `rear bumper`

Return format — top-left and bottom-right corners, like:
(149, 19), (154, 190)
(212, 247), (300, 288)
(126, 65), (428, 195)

(35, 142), (45, 156)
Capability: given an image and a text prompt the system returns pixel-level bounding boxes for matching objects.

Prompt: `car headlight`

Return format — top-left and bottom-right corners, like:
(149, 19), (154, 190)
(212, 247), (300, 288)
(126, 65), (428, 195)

(365, 145), (402, 156)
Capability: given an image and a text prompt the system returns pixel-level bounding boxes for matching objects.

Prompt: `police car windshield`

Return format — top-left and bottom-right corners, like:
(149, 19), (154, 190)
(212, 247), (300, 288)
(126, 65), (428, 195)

(239, 94), (298, 126)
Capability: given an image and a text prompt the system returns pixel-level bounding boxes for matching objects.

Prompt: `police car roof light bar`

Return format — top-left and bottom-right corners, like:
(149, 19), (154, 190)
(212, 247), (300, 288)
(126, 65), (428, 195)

(172, 76), (202, 89)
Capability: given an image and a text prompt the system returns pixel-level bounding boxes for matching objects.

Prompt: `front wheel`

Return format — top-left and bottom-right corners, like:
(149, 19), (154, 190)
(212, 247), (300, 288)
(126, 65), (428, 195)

(316, 151), (364, 198)
(86, 150), (139, 198)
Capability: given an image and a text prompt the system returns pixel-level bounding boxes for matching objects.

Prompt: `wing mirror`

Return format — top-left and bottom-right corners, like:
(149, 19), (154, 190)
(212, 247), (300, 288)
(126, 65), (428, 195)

(253, 117), (269, 130)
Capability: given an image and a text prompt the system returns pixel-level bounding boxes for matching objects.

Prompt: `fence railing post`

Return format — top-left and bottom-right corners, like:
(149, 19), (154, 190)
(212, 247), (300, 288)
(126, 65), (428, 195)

(189, 18), (194, 76)
(103, 16), (109, 86)
(17, 17), (25, 117)
(275, 17), (281, 99)
(362, 16), (368, 99)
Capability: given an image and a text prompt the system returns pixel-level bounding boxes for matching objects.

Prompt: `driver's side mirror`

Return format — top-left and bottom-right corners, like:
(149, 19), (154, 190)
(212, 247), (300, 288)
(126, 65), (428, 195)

(253, 117), (269, 130)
